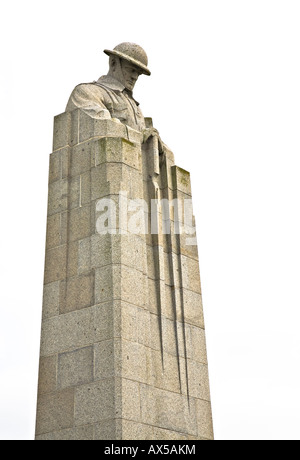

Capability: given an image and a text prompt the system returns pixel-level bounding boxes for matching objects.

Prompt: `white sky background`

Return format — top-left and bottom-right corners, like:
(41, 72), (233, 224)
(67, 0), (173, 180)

(0, 0), (300, 440)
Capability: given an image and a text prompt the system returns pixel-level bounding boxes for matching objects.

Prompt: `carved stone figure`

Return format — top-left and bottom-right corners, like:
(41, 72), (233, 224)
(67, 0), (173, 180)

(66, 42), (164, 151)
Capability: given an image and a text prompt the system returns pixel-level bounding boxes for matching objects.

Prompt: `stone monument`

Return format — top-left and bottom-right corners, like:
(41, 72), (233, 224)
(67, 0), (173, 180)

(35, 42), (214, 440)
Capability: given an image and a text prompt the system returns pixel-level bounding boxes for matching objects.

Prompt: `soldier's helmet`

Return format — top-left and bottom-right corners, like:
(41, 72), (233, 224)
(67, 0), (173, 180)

(104, 42), (151, 76)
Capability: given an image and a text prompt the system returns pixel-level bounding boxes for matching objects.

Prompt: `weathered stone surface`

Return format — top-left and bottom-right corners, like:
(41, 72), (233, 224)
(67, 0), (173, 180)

(94, 264), (146, 307)
(140, 384), (197, 436)
(35, 388), (74, 435)
(49, 147), (70, 183)
(60, 273), (94, 314)
(47, 179), (68, 216)
(78, 234), (147, 274)
(74, 379), (115, 425)
(121, 420), (153, 440)
(40, 306), (97, 356)
(171, 165), (192, 195)
(186, 361), (211, 401)
(44, 245), (67, 284)
(45, 213), (61, 249)
(52, 112), (72, 151)
(94, 420), (119, 440)
(68, 205), (92, 242)
(150, 349), (181, 393)
(42, 281), (60, 319)
(120, 378), (141, 422)
(94, 339), (115, 380)
(195, 398), (214, 440)
(37, 355), (57, 395)
(94, 137), (142, 170)
(36, 424), (94, 441)
(58, 346), (94, 389)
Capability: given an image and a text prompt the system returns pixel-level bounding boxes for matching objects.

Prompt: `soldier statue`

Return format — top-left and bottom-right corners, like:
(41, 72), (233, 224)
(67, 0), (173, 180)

(66, 42), (165, 153)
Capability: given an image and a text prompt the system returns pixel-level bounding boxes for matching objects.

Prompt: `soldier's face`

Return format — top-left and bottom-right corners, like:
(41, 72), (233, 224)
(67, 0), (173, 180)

(121, 60), (142, 91)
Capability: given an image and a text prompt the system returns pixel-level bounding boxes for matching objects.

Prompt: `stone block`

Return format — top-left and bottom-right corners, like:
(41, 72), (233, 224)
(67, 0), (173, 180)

(171, 165), (192, 195)
(186, 360), (211, 401)
(164, 284), (181, 321)
(150, 349), (181, 394)
(53, 112), (72, 151)
(68, 205), (92, 242)
(121, 340), (150, 384)
(93, 117), (127, 140)
(181, 255), (201, 294)
(37, 355), (57, 395)
(74, 379), (115, 425)
(90, 234), (146, 273)
(121, 266), (146, 307)
(150, 312), (163, 351)
(94, 301), (115, 342)
(68, 176), (81, 209)
(77, 112), (128, 144)
(161, 316), (192, 361)
(90, 165), (109, 201)
(42, 281), (60, 319)
(147, 278), (160, 315)
(104, 162), (144, 199)
(140, 385), (197, 436)
(68, 109), (80, 147)
(95, 265), (146, 307)
(164, 251), (180, 286)
(36, 424), (94, 440)
(94, 137), (141, 171)
(40, 306), (95, 356)
(35, 388), (74, 436)
(58, 346), (94, 389)
(49, 151), (61, 184)
(161, 316), (178, 358)
(195, 398), (214, 440)
(160, 219), (196, 258)
(178, 226), (199, 261)
(66, 240), (79, 278)
(158, 156), (176, 191)
(44, 245), (67, 284)
(79, 171), (92, 206)
(94, 420), (119, 440)
(90, 234), (112, 269)
(60, 211), (68, 245)
(152, 427), (188, 440)
(121, 420), (153, 440)
(121, 378), (141, 422)
(94, 339), (116, 380)
(60, 273), (94, 314)
(119, 234), (147, 273)
(136, 308), (151, 347)
(190, 325), (208, 364)
(47, 179), (68, 216)
(78, 237), (92, 275)
(177, 321), (193, 360)
(147, 245), (164, 281)
(45, 213), (61, 249)
(70, 141), (93, 177)
(121, 302), (137, 342)
(49, 147), (70, 183)
(94, 265), (115, 304)
(181, 289), (204, 328)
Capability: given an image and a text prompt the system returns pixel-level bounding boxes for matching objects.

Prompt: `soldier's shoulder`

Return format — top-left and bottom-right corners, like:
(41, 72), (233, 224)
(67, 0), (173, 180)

(71, 81), (99, 92)
(69, 82), (107, 101)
